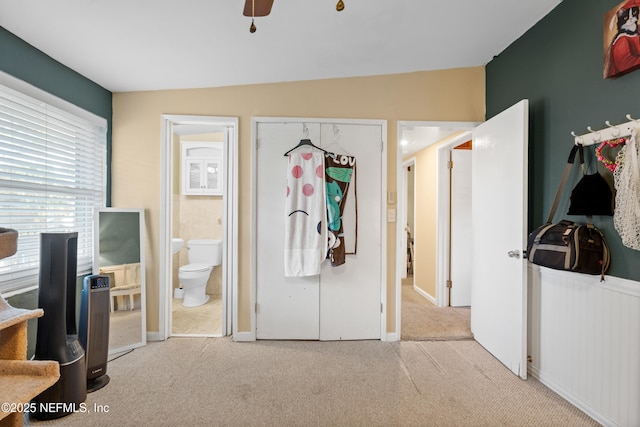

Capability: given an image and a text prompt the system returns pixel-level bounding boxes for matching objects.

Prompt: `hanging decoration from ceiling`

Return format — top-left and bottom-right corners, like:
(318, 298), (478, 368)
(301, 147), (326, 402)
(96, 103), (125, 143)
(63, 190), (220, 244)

(243, 0), (344, 33)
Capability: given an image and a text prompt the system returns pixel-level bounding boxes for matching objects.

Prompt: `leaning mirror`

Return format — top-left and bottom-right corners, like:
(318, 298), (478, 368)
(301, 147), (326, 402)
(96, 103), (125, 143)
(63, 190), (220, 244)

(94, 208), (146, 355)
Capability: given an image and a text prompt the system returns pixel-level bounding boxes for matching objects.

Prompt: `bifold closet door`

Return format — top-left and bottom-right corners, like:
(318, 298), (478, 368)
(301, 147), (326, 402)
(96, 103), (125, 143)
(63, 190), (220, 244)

(317, 123), (382, 340)
(255, 121), (382, 340)
(256, 122), (321, 339)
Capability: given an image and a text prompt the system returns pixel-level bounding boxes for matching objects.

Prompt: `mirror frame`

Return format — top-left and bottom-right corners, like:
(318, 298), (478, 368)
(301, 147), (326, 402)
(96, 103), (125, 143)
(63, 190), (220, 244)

(93, 207), (147, 355)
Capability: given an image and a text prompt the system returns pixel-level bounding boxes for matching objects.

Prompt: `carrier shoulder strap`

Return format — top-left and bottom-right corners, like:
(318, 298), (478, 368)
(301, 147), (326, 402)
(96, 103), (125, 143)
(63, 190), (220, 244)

(546, 144), (584, 224)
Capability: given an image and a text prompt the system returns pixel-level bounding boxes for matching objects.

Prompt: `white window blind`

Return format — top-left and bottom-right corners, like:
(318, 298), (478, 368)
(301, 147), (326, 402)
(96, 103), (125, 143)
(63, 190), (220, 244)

(0, 82), (106, 294)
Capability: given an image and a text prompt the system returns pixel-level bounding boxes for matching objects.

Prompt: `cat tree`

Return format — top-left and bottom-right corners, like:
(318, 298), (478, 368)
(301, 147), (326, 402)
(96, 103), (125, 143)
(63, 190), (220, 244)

(0, 228), (60, 427)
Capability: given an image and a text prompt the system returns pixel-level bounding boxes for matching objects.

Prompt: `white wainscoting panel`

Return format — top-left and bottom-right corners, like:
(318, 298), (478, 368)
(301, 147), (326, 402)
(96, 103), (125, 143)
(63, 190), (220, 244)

(528, 265), (640, 427)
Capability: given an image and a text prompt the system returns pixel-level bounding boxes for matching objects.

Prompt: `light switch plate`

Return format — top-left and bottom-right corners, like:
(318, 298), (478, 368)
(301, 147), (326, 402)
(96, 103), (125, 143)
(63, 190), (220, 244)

(387, 209), (396, 223)
(387, 191), (395, 204)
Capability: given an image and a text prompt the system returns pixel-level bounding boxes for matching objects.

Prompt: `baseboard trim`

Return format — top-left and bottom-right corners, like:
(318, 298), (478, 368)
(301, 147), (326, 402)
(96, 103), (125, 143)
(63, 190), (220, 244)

(382, 332), (399, 342)
(528, 365), (618, 427)
(146, 331), (161, 342)
(413, 285), (436, 305)
(233, 331), (256, 342)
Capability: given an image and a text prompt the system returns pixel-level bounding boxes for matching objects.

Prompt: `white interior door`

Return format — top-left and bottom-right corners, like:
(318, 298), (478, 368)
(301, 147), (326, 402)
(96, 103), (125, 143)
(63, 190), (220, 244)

(471, 100), (529, 379)
(256, 122), (321, 339)
(450, 149), (472, 307)
(255, 120), (383, 341)
(318, 123), (382, 341)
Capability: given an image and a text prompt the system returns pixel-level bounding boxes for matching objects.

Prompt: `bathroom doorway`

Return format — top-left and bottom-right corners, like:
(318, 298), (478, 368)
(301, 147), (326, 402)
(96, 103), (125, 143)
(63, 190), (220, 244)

(159, 115), (238, 340)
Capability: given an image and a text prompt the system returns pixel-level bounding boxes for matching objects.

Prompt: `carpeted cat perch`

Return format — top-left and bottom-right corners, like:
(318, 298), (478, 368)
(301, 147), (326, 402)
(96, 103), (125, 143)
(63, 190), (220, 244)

(0, 228), (60, 427)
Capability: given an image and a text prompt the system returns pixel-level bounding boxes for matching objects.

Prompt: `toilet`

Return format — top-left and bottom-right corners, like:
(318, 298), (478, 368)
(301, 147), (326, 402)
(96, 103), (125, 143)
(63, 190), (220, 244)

(178, 239), (222, 307)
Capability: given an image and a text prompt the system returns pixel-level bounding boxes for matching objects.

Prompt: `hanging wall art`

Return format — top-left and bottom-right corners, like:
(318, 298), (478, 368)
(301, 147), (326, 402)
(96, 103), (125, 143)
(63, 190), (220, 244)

(603, 0), (640, 79)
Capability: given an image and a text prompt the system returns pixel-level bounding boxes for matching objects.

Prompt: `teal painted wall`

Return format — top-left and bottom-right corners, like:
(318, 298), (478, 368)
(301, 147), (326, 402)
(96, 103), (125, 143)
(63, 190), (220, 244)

(0, 26), (112, 205)
(487, 0), (640, 281)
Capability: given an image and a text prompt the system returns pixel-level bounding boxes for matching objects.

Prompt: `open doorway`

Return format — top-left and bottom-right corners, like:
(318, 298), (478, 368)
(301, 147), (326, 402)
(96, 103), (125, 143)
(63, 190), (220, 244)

(396, 122), (477, 340)
(159, 115), (238, 341)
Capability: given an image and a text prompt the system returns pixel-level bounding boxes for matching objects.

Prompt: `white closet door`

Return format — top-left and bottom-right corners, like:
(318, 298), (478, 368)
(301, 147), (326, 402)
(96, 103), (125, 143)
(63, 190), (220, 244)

(318, 123), (382, 340)
(256, 122), (321, 339)
(255, 120), (383, 341)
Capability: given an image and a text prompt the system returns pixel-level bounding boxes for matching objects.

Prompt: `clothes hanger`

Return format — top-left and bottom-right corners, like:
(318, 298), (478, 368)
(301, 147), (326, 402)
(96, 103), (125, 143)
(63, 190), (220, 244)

(283, 139), (330, 157)
(283, 124), (333, 157)
(322, 125), (352, 156)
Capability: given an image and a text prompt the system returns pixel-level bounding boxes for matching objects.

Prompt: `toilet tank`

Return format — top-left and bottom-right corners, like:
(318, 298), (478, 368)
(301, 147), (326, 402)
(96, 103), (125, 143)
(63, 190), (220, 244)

(186, 239), (222, 266)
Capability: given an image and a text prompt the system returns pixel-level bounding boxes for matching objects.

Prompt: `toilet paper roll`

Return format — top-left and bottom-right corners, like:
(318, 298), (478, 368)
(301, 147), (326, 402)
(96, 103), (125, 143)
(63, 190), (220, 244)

(174, 287), (185, 299)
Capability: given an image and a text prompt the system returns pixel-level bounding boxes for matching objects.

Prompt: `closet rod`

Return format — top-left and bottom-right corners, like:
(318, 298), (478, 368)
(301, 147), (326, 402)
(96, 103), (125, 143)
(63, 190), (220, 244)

(572, 114), (639, 146)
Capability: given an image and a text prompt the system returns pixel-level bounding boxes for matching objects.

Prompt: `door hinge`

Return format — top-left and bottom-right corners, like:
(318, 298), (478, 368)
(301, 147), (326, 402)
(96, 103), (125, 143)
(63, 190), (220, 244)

(380, 303), (383, 313)
(448, 160), (454, 169)
(255, 303), (258, 314)
(446, 280), (453, 288)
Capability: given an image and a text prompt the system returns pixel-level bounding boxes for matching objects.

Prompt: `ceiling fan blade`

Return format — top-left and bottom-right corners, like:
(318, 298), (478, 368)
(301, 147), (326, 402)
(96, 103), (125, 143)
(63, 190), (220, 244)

(243, 0), (274, 17)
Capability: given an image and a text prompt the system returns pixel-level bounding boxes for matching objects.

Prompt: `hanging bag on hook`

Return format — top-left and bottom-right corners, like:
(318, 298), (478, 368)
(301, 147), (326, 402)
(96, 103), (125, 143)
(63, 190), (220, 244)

(527, 144), (610, 280)
(613, 127), (640, 250)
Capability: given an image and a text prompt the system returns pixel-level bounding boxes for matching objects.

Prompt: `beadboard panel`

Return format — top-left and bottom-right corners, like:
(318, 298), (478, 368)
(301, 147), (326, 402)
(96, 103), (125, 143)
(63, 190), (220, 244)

(528, 265), (640, 427)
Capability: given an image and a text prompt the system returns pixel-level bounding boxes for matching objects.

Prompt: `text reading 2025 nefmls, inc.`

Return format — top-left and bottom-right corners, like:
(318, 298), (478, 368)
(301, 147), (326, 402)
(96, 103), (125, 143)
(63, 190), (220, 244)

(1, 402), (110, 414)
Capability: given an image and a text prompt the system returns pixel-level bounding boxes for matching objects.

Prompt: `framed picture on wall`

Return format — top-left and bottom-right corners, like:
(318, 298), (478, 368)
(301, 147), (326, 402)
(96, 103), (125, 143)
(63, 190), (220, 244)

(603, 0), (640, 79)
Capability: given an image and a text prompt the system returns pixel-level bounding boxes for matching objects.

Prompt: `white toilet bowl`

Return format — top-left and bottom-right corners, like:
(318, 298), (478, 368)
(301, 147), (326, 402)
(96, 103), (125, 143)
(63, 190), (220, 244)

(178, 263), (212, 307)
(178, 239), (222, 308)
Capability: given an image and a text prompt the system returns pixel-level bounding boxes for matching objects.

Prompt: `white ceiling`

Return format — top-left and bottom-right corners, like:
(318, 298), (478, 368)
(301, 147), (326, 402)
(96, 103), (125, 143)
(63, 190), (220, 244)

(0, 0), (562, 93)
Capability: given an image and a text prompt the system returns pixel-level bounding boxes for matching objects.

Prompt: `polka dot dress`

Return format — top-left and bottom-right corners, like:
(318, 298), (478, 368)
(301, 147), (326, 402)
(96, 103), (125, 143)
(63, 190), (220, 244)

(284, 151), (327, 277)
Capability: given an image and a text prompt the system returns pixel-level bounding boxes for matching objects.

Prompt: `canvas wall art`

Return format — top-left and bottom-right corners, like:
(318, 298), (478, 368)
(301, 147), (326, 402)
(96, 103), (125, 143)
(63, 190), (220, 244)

(603, 0), (640, 78)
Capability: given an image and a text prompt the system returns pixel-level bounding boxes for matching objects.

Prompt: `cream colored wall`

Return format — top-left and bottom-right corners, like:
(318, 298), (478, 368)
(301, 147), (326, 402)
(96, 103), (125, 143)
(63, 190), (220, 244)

(111, 68), (485, 335)
(407, 166), (415, 237)
(410, 145), (438, 298)
(403, 132), (469, 301)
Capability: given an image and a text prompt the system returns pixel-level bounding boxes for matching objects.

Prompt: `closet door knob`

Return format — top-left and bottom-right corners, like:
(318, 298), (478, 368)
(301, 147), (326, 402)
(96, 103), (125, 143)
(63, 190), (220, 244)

(507, 250), (521, 259)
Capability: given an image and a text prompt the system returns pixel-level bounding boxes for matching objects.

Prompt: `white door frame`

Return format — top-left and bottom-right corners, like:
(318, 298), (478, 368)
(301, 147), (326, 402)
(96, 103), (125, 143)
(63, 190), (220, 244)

(159, 115), (239, 341)
(395, 121), (477, 338)
(250, 116), (388, 341)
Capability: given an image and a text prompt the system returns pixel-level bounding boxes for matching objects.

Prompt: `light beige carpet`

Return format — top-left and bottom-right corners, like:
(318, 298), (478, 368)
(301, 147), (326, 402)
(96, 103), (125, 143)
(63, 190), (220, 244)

(24, 338), (598, 426)
(401, 277), (473, 341)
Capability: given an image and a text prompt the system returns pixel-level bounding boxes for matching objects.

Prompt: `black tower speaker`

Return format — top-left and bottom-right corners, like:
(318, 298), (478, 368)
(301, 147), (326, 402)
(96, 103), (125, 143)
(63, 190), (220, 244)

(32, 232), (87, 421)
(79, 274), (111, 392)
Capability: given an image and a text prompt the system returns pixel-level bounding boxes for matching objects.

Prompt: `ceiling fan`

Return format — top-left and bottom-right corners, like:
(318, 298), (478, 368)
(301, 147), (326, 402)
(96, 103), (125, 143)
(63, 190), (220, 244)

(243, 0), (345, 32)
(242, 0), (274, 18)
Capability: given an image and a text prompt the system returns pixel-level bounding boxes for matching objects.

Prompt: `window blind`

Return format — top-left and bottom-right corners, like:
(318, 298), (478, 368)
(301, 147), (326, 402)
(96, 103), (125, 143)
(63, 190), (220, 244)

(0, 83), (106, 294)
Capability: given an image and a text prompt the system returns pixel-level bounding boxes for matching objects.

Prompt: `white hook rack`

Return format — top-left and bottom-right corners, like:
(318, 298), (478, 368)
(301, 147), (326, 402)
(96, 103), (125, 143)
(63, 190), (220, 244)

(572, 114), (639, 146)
